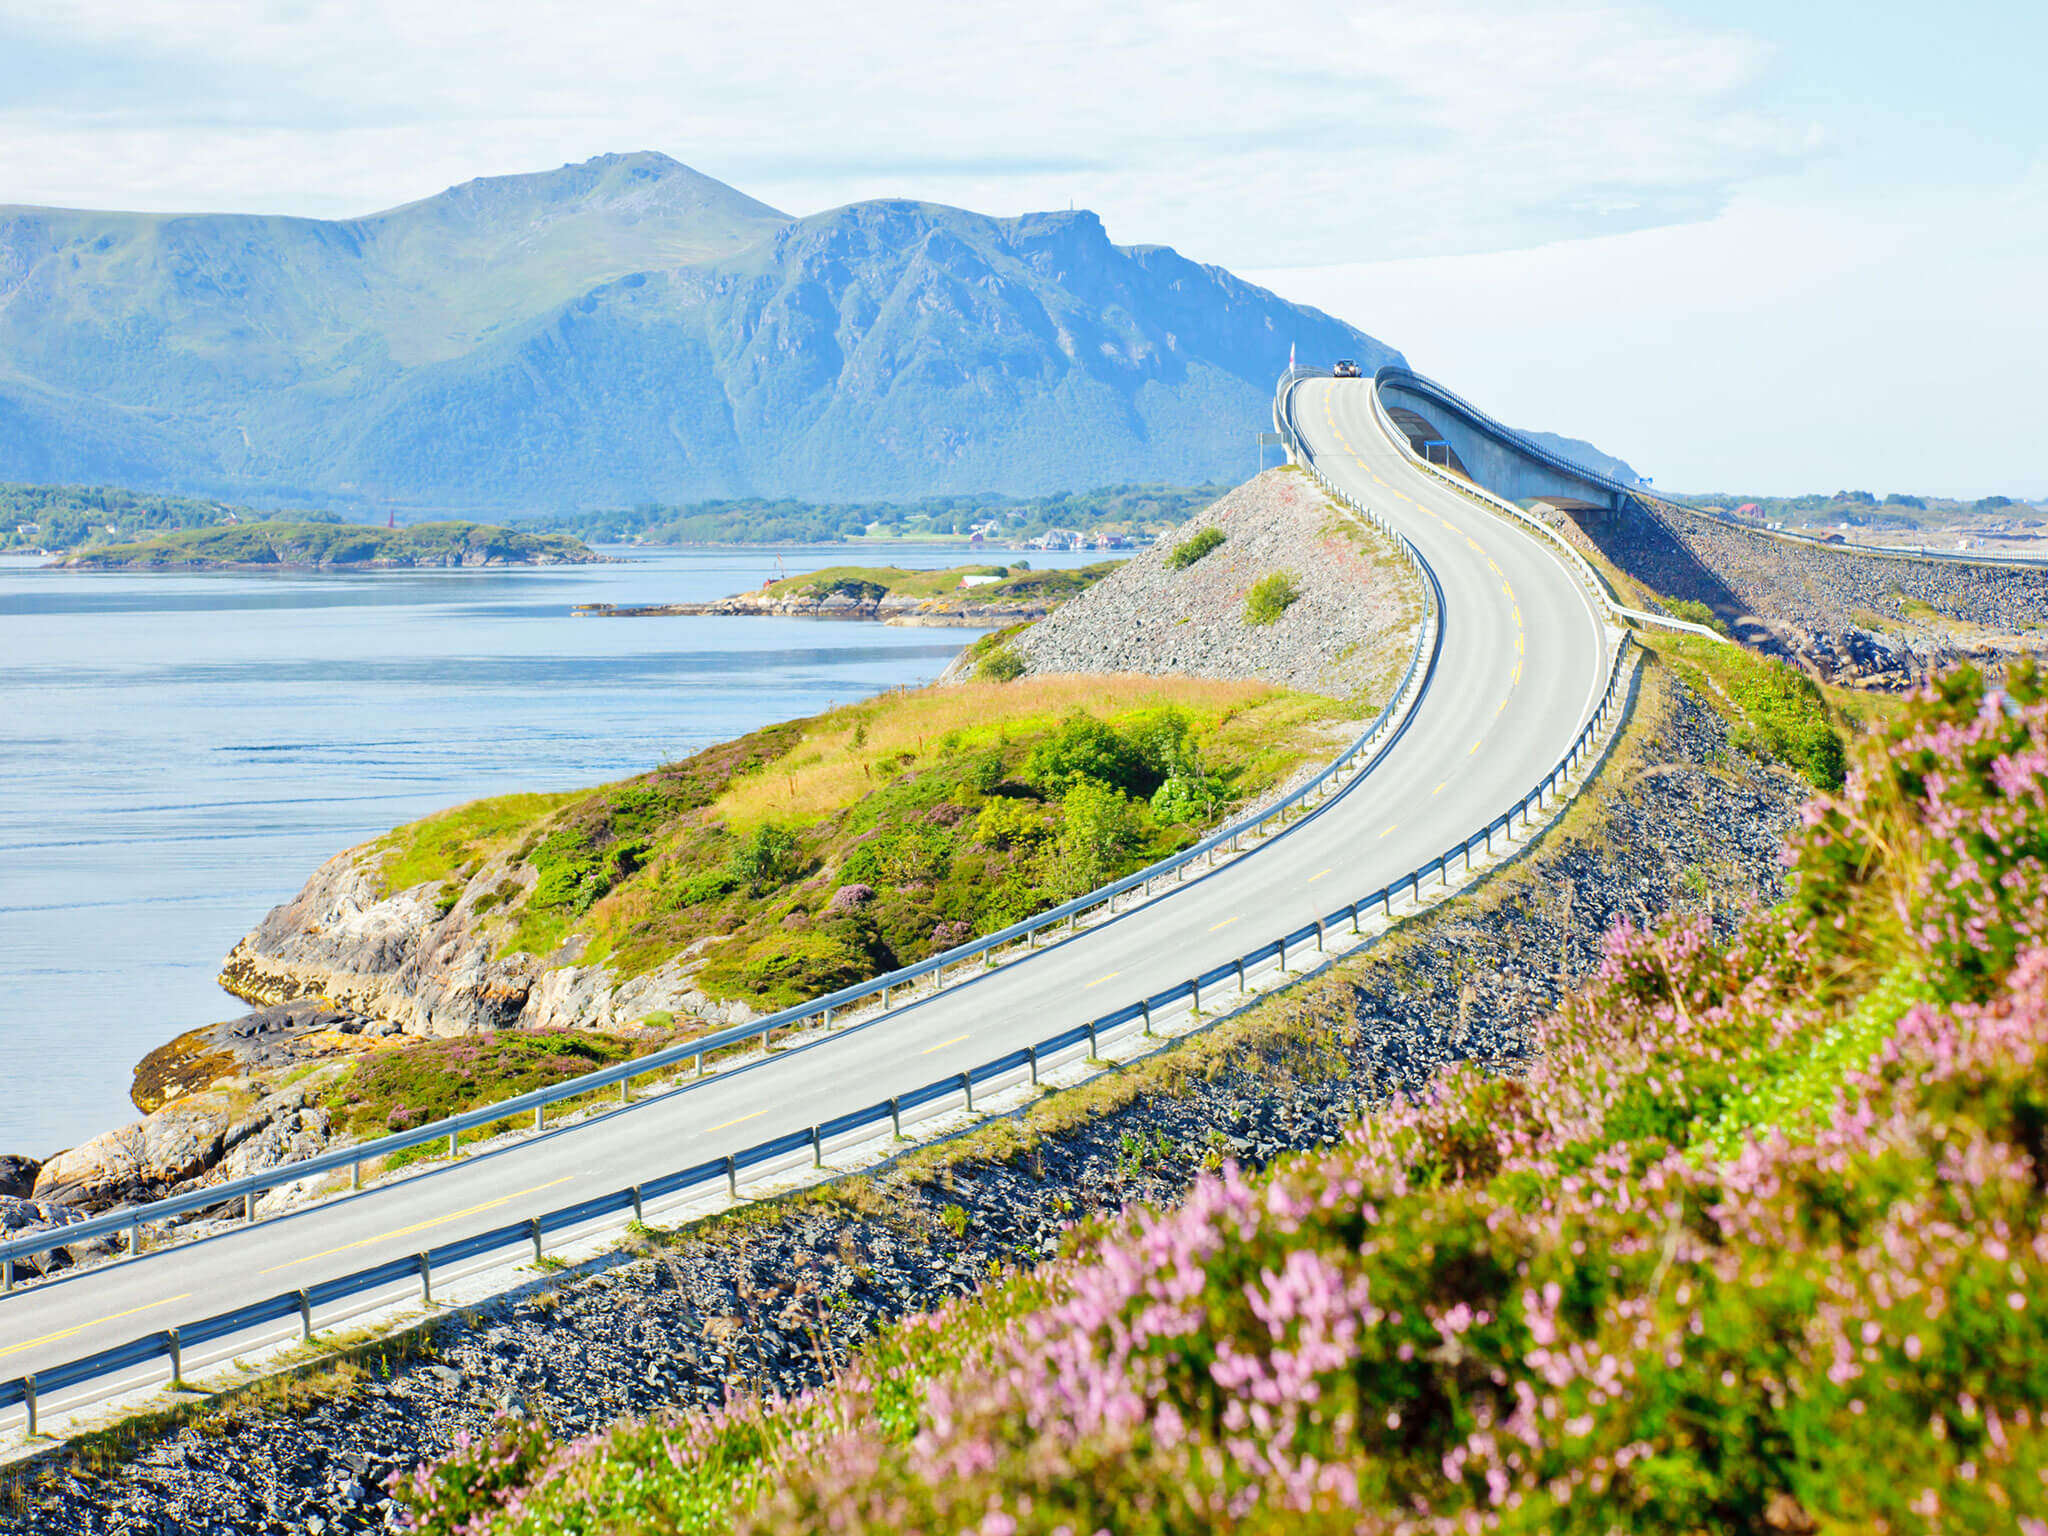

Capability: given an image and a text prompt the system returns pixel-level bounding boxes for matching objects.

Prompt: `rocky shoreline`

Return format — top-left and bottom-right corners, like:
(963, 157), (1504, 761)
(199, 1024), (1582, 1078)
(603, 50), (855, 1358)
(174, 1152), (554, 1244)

(0, 660), (1808, 1535)
(575, 591), (1053, 626)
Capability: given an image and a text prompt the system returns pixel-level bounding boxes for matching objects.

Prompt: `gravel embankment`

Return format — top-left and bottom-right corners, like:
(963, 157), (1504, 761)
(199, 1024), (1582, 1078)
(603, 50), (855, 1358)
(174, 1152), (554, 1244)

(0, 664), (1805, 1536)
(1554, 498), (2048, 677)
(998, 469), (1420, 699)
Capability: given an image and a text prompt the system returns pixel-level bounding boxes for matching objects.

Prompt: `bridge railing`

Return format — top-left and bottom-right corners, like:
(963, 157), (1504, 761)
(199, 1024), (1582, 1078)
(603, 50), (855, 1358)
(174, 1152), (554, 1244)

(0, 620), (1637, 1442)
(1, 451), (1445, 1285)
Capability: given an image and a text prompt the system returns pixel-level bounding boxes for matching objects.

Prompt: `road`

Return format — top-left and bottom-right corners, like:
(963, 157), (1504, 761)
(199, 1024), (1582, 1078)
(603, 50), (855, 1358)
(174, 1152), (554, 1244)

(0, 376), (1612, 1424)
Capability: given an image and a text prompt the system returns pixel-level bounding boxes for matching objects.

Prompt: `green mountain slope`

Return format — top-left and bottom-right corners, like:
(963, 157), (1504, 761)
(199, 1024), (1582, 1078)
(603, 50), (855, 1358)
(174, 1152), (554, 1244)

(0, 156), (1400, 509)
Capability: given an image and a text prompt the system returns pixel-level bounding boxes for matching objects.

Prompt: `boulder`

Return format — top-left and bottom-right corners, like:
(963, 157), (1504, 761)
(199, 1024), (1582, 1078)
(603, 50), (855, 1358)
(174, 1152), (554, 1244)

(0, 1154), (40, 1199)
(32, 1100), (232, 1209)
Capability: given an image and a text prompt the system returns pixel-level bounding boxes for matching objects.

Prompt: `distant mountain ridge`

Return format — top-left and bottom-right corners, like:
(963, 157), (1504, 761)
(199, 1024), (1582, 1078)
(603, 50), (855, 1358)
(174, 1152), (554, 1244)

(0, 154), (1401, 509)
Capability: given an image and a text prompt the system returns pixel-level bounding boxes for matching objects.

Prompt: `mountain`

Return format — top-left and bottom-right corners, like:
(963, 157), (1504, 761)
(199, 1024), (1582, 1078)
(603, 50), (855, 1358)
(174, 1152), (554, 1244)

(0, 155), (1399, 509)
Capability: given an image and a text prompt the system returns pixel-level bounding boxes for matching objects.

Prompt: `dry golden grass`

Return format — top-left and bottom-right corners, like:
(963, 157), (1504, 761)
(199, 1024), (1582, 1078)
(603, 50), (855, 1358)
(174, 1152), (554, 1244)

(711, 675), (1287, 828)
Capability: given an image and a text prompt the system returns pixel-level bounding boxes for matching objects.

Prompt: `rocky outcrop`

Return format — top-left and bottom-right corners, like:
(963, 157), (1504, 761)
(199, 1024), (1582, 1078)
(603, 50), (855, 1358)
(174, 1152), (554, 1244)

(0, 1154), (38, 1199)
(0, 1197), (110, 1277)
(991, 470), (1420, 697)
(32, 1099), (234, 1209)
(217, 841), (757, 1047)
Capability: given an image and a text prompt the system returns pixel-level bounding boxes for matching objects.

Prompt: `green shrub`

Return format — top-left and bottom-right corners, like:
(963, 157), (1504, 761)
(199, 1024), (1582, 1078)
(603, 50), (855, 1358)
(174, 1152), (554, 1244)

(1243, 570), (1300, 626)
(973, 797), (1051, 850)
(664, 866), (741, 910)
(730, 823), (800, 895)
(1055, 780), (1145, 896)
(1164, 526), (1225, 570)
(1150, 771), (1225, 826)
(725, 925), (885, 1008)
(1027, 711), (1147, 796)
(840, 826), (954, 886)
(971, 749), (1007, 794)
(1662, 596), (1731, 636)
(977, 648), (1025, 682)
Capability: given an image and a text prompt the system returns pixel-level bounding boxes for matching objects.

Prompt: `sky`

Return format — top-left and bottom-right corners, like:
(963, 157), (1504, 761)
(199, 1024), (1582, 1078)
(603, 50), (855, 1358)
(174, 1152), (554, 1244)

(0, 0), (2040, 496)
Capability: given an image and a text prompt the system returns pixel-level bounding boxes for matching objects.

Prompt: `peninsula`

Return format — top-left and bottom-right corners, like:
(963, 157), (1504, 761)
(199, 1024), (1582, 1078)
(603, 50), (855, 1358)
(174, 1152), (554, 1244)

(54, 520), (605, 571)
(577, 560), (1120, 625)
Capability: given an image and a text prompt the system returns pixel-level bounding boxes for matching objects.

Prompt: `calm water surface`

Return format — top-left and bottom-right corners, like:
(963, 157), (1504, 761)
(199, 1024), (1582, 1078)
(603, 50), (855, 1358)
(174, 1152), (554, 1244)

(0, 545), (1100, 1156)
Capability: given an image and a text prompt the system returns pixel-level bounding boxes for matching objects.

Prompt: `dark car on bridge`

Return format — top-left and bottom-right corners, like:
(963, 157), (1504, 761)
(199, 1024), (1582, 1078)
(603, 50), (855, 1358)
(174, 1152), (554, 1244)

(1333, 359), (1362, 377)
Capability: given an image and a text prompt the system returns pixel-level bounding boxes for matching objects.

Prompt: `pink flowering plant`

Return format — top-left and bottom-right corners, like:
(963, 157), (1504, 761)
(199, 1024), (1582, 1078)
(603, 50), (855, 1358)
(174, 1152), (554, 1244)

(401, 663), (2048, 1534)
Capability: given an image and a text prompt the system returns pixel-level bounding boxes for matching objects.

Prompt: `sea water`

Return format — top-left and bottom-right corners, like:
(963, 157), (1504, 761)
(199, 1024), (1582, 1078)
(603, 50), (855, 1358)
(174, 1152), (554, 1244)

(0, 545), (1101, 1156)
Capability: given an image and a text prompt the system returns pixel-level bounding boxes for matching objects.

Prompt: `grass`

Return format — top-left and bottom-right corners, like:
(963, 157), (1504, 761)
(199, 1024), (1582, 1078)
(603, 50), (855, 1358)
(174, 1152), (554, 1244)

(349, 674), (1357, 1020)
(1644, 632), (1849, 788)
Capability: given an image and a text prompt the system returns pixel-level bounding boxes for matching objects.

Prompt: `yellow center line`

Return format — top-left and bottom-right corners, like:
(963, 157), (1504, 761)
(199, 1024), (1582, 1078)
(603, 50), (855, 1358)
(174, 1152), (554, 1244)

(1433, 780), (1448, 796)
(259, 1178), (575, 1277)
(1471, 739), (1483, 755)
(0, 1294), (193, 1361)
(1467, 536), (1485, 553)
(706, 1109), (766, 1134)
(918, 1033), (972, 1056)
(1512, 659), (1523, 683)
(1379, 824), (1398, 838)
(1209, 914), (1241, 932)
(1084, 971), (1121, 989)
(1307, 867), (1333, 883)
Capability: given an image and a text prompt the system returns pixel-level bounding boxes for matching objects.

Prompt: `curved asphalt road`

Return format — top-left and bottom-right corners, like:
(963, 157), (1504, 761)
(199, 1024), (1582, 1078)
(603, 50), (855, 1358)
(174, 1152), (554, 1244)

(0, 377), (1612, 1419)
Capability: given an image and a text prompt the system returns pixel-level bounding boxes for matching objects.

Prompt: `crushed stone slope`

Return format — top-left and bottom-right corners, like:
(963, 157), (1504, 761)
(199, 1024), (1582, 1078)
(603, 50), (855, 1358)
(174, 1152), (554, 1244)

(998, 467), (1420, 699)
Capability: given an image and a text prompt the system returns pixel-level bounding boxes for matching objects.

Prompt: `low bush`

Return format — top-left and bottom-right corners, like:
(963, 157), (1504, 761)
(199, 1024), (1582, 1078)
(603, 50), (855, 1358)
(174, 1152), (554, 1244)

(976, 647), (1024, 682)
(1164, 525), (1225, 570)
(1243, 569), (1300, 626)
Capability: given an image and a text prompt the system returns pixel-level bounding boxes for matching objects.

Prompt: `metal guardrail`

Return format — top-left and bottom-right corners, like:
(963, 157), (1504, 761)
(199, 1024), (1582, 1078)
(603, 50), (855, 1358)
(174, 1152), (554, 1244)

(0, 456), (1445, 1285)
(1, 364), (1649, 1437)
(0, 623), (1637, 1441)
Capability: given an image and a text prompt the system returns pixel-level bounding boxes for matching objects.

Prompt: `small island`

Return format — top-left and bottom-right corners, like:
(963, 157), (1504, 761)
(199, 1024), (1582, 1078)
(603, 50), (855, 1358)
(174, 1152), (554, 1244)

(54, 520), (606, 570)
(578, 560), (1121, 625)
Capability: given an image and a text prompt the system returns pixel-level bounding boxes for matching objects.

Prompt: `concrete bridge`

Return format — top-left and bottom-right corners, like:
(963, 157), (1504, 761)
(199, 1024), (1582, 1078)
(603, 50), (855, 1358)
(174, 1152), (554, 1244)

(1374, 366), (1641, 515)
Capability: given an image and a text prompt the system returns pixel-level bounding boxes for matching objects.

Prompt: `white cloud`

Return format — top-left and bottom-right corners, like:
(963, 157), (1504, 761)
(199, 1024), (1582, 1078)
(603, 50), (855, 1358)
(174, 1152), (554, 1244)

(1246, 165), (2048, 496)
(0, 0), (1803, 267)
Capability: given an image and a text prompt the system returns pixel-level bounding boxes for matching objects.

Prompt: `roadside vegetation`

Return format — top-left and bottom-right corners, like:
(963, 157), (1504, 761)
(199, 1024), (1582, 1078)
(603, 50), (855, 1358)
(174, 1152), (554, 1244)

(400, 661), (2048, 1535)
(1242, 570), (1300, 626)
(1646, 632), (1850, 788)
(373, 676), (1352, 1013)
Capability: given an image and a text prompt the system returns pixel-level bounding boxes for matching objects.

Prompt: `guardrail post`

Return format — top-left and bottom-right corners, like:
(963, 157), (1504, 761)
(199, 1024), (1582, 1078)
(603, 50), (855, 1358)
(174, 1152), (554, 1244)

(618, 1077), (629, 1106)
(694, 1052), (705, 1077)
(763, 1026), (774, 1050)
(1087, 1020), (1100, 1058)
(130, 1217), (142, 1256)
(1141, 1001), (1153, 1038)
(890, 1097), (903, 1138)
(167, 1327), (182, 1388)
(1277, 939), (1289, 974)
(1383, 887), (1393, 919)
(1191, 977), (1203, 1014)
(1236, 958), (1246, 993)
(725, 1156), (739, 1201)
(882, 983), (892, 1006)
(418, 1252), (433, 1306)
(1028, 1046), (1040, 1086)
(811, 1126), (824, 1168)
(447, 1130), (457, 1159)
(246, 1189), (258, 1225)
(959, 1073), (975, 1113)
(534, 1104), (544, 1133)
(529, 1217), (544, 1264)
(22, 1375), (34, 1438)
(631, 1185), (644, 1224)
(2, 1257), (10, 1293)
(1315, 918), (1326, 954)
(823, 1005), (835, 1026)
(298, 1288), (314, 1342)
(352, 1159), (362, 1191)
(1349, 900), (1362, 935)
